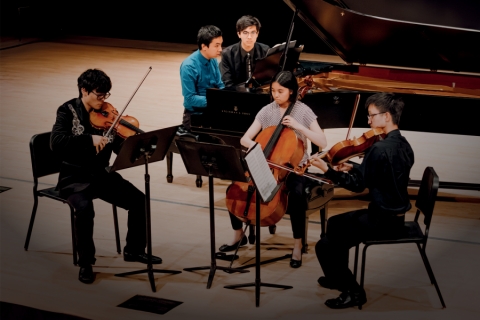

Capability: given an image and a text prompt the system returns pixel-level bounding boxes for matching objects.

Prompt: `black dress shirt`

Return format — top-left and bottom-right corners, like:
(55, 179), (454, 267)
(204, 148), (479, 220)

(324, 129), (415, 215)
(50, 98), (124, 194)
(220, 41), (270, 87)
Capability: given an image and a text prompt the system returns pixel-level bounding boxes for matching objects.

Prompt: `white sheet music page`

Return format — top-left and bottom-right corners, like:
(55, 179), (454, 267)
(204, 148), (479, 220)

(244, 143), (278, 202)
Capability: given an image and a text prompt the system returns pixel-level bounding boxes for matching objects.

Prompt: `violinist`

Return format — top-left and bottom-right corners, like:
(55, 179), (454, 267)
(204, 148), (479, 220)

(219, 70), (327, 268)
(51, 69), (162, 285)
(310, 92), (414, 309)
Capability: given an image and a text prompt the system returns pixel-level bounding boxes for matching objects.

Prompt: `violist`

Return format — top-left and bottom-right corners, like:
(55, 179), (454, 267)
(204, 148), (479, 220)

(310, 92), (414, 309)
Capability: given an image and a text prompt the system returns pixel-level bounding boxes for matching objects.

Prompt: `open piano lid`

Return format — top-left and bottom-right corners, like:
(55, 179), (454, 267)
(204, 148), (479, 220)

(283, 0), (480, 74)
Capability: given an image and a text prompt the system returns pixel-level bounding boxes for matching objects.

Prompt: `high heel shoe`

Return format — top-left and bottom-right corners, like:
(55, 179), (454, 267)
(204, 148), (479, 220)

(289, 250), (303, 268)
(218, 235), (247, 252)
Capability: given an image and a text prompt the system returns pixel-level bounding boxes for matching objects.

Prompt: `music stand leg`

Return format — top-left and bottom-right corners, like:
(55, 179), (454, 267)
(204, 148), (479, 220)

(184, 173), (248, 289)
(115, 151), (181, 292)
(224, 189), (292, 307)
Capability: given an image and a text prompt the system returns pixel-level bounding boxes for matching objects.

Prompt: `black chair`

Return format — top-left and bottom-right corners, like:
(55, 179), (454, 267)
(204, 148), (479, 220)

(24, 132), (121, 265)
(353, 166), (446, 309)
(304, 181), (335, 251)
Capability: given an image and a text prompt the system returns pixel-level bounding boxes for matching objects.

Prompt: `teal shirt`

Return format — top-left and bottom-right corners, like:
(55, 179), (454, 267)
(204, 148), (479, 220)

(180, 50), (224, 112)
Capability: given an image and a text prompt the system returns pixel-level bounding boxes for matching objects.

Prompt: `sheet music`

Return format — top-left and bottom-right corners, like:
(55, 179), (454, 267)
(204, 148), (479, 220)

(264, 40), (297, 57)
(244, 143), (278, 202)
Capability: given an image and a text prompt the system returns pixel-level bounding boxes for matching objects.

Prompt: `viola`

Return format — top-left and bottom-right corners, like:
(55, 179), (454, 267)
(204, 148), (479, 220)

(89, 102), (144, 139)
(318, 128), (386, 166)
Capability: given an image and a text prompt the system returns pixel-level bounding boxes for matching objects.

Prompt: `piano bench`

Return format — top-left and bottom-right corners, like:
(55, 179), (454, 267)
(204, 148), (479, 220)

(166, 128), (203, 188)
(303, 182), (335, 253)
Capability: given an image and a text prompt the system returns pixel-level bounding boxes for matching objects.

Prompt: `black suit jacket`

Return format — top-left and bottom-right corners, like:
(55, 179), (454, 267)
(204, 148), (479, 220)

(50, 98), (123, 195)
(220, 41), (270, 87)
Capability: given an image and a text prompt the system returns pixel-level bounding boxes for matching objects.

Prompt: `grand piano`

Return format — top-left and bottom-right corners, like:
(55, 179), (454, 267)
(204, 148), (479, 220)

(190, 0), (480, 191)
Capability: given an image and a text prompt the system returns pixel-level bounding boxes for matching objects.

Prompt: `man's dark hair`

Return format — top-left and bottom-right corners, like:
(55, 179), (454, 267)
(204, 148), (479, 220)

(270, 71), (298, 103)
(197, 25), (222, 50)
(236, 15), (261, 33)
(77, 69), (111, 99)
(365, 92), (404, 125)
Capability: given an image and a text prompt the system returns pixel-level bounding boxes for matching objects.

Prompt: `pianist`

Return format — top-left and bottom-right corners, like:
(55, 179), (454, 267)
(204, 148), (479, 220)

(310, 92), (414, 309)
(220, 15), (269, 87)
(180, 25), (225, 131)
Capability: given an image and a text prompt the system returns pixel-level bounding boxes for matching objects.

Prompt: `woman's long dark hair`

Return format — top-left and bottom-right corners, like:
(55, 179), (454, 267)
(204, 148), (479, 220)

(269, 70), (298, 104)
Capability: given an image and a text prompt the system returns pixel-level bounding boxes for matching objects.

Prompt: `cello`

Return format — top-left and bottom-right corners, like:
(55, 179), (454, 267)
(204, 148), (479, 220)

(225, 75), (317, 226)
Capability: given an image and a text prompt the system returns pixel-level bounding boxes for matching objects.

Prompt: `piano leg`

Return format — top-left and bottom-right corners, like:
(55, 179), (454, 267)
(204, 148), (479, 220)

(166, 150), (173, 183)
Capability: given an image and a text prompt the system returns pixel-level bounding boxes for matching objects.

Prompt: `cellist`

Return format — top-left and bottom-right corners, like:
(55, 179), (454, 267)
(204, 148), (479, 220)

(218, 70), (327, 268)
(310, 92), (414, 309)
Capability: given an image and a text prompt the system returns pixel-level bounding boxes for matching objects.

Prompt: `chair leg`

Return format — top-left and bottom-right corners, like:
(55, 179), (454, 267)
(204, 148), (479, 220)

(302, 215), (309, 253)
(416, 243), (435, 284)
(166, 151), (173, 183)
(69, 206), (78, 266)
(358, 244), (369, 310)
(320, 205), (327, 239)
(353, 244), (359, 279)
(24, 193), (39, 250)
(112, 205), (121, 254)
(248, 224), (255, 244)
(417, 244), (446, 308)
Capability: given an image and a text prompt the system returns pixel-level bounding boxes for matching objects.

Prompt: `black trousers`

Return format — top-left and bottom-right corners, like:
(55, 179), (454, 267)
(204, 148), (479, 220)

(65, 172), (146, 267)
(228, 173), (308, 239)
(315, 208), (404, 292)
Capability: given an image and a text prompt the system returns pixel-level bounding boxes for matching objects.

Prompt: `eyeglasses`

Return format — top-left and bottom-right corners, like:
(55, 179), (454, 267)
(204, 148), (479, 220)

(91, 91), (111, 100)
(367, 112), (386, 120)
(241, 31), (258, 37)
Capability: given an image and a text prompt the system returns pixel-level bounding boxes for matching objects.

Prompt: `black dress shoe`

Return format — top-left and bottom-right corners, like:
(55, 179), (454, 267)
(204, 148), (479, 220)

(123, 251), (162, 264)
(78, 265), (95, 284)
(289, 251), (303, 268)
(317, 276), (340, 290)
(325, 290), (367, 309)
(218, 236), (247, 252)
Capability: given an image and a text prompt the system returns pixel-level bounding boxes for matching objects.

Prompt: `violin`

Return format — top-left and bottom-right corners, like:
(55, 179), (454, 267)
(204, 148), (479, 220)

(317, 127), (386, 166)
(89, 102), (144, 139)
(88, 67), (152, 141)
(305, 93), (386, 166)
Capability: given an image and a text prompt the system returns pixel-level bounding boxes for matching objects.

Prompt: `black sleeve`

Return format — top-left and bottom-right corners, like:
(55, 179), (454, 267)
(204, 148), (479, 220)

(50, 105), (94, 157)
(323, 166), (366, 193)
(112, 134), (125, 155)
(220, 51), (234, 87)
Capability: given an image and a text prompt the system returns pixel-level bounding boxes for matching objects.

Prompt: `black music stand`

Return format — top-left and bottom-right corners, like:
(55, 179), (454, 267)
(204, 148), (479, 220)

(176, 140), (250, 289)
(246, 40), (302, 88)
(111, 126), (182, 292)
(223, 143), (292, 307)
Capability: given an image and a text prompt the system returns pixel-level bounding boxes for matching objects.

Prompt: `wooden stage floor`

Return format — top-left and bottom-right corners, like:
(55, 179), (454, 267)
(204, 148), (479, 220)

(1, 36), (480, 319)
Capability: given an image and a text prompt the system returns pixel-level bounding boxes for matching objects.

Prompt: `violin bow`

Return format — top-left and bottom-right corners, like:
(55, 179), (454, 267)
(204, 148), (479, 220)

(104, 66), (153, 140)
(266, 160), (333, 185)
(345, 93), (361, 140)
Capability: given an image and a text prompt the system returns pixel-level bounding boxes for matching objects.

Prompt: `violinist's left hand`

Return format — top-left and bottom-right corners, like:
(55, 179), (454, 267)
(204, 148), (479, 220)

(282, 115), (302, 131)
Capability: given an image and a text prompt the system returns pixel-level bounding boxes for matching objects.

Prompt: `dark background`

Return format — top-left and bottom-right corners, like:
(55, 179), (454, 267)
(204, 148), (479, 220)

(1, 0), (479, 54)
